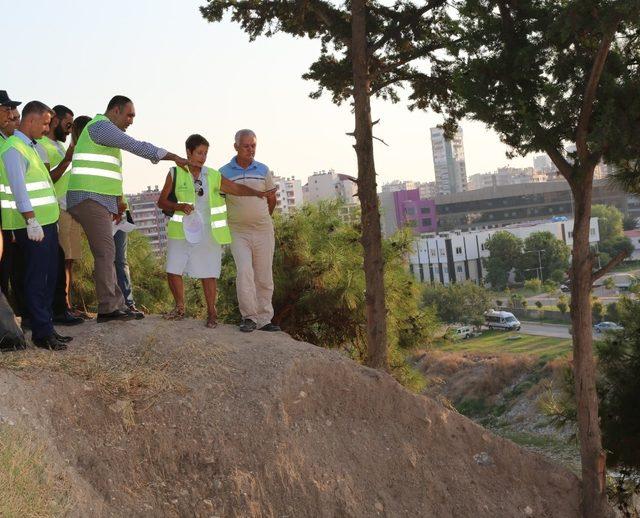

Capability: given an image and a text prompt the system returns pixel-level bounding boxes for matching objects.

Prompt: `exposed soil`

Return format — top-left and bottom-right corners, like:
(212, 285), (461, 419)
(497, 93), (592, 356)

(0, 317), (582, 517)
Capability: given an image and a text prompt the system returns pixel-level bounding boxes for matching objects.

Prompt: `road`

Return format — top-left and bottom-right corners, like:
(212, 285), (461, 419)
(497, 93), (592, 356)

(519, 322), (571, 339)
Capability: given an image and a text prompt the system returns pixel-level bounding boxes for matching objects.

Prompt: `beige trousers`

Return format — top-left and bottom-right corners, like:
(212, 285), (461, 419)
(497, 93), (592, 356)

(230, 225), (275, 327)
(68, 199), (125, 314)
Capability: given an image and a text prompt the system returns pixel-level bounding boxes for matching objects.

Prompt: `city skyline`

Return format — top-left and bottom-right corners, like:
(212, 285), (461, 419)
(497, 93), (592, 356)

(7, 0), (536, 194)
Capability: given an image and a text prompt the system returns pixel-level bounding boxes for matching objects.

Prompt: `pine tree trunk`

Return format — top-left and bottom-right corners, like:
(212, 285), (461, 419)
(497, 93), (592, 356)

(351, 0), (388, 370)
(569, 174), (610, 518)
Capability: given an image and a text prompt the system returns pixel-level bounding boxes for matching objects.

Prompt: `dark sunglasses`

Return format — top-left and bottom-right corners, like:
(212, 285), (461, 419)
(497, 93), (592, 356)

(193, 179), (204, 197)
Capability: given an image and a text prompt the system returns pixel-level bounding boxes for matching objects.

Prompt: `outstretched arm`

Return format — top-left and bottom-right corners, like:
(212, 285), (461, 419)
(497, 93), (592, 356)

(220, 176), (276, 198)
(89, 120), (189, 168)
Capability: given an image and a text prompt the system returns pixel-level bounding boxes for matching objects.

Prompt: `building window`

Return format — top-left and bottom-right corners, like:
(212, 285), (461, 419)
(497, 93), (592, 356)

(456, 265), (463, 273)
(405, 207), (416, 215)
(590, 228), (596, 236)
(455, 247), (462, 254)
(422, 218), (432, 226)
(420, 207), (431, 214)
(568, 231), (573, 238)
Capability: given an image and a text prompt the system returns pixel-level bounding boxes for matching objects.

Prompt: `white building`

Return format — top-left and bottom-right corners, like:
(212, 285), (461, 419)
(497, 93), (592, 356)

(273, 176), (303, 214)
(420, 181), (437, 199)
(430, 127), (468, 196)
(381, 180), (420, 193)
(624, 229), (640, 260)
(533, 154), (555, 173)
(467, 167), (546, 191)
(303, 170), (357, 204)
(408, 217), (600, 285)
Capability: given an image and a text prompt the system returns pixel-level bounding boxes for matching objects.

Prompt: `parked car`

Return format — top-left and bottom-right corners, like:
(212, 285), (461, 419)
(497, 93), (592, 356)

(560, 284), (571, 293)
(485, 310), (521, 331)
(593, 321), (623, 333)
(451, 325), (473, 340)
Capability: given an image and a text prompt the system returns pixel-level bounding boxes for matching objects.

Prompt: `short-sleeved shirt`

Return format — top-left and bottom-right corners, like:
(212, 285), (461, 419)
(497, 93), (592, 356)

(219, 157), (275, 231)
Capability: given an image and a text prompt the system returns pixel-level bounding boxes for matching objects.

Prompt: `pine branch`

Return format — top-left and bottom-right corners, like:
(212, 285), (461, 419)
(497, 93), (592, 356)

(591, 249), (630, 284)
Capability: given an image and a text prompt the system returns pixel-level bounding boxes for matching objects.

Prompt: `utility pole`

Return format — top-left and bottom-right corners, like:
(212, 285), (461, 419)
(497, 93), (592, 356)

(524, 249), (545, 282)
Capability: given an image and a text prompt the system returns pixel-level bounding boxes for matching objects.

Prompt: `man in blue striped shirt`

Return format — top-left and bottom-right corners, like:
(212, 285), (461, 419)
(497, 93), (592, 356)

(220, 129), (279, 333)
(67, 96), (190, 323)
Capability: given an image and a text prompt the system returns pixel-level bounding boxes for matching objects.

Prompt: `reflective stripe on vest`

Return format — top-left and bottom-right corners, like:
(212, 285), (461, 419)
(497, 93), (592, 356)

(68, 114), (123, 195)
(166, 166), (232, 244)
(0, 136), (60, 230)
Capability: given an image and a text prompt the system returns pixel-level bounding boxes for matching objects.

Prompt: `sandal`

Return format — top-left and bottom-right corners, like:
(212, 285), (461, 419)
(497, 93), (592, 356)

(206, 315), (218, 328)
(163, 305), (185, 320)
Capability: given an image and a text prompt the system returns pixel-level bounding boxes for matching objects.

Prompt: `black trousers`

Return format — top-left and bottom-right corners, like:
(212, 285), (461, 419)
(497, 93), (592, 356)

(13, 224), (59, 340)
(52, 245), (68, 315)
(0, 229), (27, 317)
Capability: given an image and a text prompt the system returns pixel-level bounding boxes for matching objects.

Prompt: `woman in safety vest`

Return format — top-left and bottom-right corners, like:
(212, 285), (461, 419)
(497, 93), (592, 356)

(157, 134), (274, 328)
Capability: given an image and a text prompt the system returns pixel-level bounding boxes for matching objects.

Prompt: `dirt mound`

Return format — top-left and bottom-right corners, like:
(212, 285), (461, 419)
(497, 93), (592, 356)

(0, 317), (581, 517)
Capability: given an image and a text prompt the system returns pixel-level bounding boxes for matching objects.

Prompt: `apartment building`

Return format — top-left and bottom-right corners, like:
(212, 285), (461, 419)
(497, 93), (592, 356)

(127, 186), (168, 255)
(273, 176), (303, 214)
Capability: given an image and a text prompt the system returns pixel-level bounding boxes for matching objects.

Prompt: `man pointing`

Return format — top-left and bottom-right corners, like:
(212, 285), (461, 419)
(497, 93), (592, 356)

(67, 95), (190, 323)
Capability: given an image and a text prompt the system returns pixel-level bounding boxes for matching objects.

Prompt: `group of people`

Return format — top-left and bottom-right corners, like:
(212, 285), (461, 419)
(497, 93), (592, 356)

(0, 91), (281, 352)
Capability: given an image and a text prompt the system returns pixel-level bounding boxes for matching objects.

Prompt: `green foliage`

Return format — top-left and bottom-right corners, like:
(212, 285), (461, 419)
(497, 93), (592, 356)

(622, 214), (638, 231)
(516, 232), (570, 283)
(482, 231), (523, 290)
(435, 2), (640, 168)
(200, 1), (453, 107)
(606, 301), (621, 322)
(592, 204), (633, 262)
(216, 202), (438, 368)
(421, 281), (492, 325)
(543, 279), (559, 294)
(596, 298), (640, 469)
(600, 235), (634, 262)
(557, 295), (569, 315)
(524, 278), (542, 293)
(592, 205), (625, 242)
(591, 297), (604, 323)
(603, 277), (616, 290)
(535, 300), (543, 309)
(549, 270), (565, 284)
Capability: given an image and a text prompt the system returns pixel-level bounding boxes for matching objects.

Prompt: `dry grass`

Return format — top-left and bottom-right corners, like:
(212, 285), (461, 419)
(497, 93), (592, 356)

(0, 337), (189, 428)
(0, 425), (72, 517)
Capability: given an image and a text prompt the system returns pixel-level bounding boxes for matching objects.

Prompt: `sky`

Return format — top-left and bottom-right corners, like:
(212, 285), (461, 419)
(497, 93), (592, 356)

(4, 0), (535, 193)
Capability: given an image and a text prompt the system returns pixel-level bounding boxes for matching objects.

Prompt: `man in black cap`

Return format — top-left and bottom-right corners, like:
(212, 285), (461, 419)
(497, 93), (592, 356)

(0, 91), (21, 141)
(0, 90), (27, 350)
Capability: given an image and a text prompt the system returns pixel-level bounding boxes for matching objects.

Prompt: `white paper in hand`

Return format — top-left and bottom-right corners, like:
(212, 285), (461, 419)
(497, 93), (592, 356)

(112, 220), (137, 236)
(183, 212), (203, 244)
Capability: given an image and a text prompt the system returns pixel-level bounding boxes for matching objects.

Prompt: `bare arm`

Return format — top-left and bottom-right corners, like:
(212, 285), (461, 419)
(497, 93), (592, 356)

(220, 176), (274, 197)
(267, 192), (276, 215)
(50, 144), (74, 183)
(157, 172), (194, 214)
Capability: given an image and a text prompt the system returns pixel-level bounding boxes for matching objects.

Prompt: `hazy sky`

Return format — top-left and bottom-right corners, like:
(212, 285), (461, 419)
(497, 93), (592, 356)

(5, 0), (535, 193)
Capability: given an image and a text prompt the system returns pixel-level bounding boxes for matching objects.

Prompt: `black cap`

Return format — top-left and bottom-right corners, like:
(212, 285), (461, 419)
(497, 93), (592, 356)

(0, 91), (21, 108)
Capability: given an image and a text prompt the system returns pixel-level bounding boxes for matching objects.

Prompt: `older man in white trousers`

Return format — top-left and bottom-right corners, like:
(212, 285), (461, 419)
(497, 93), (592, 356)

(219, 129), (280, 333)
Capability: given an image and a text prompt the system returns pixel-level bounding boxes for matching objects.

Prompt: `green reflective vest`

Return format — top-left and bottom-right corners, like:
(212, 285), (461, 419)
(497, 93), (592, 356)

(0, 136), (60, 230)
(167, 166), (231, 244)
(37, 136), (70, 199)
(68, 114), (123, 196)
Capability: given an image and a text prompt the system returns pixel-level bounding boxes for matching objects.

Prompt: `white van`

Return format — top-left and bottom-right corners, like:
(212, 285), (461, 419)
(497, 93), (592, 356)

(452, 325), (473, 340)
(485, 310), (521, 331)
